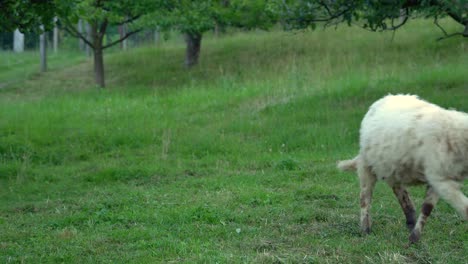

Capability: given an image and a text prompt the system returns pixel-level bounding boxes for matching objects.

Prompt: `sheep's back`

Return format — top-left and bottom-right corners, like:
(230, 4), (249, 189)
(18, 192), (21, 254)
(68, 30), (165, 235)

(358, 95), (444, 184)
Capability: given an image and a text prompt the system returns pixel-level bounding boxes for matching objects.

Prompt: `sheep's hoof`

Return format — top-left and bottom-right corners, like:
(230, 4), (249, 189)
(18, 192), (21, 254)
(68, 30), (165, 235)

(409, 230), (420, 243)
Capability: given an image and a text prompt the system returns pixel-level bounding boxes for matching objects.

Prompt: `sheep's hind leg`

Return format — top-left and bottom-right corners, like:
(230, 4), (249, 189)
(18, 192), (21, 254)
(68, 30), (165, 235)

(430, 179), (468, 220)
(358, 164), (377, 234)
(391, 185), (416, 230)
(409, 186), (439, 243)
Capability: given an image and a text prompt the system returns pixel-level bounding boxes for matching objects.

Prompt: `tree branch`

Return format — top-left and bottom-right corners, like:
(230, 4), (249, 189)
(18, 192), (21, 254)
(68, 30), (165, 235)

(434, 17), (449, 36)
(99, 18), (108, 38)
(444, 8), (465, 25)
(117, 14), (141, 26)
(388, 8), (409, 31)
(61, 18), (95, 49)
(102, 29), (142, 49)
(281, 0), (353, 27)
(437, 32), (464, 41)
(314, 3), (352, 23)
(434, 16), (465, 40)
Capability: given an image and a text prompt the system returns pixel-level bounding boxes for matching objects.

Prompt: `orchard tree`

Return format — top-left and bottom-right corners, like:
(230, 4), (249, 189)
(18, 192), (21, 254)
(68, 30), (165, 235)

(1, 1), (55, 72)
(173, 1), (218, 67)
(148, 0), (278, 67)
(0, 0), (55, 32)
(278, 0), (468, 39)
(55, 0), (161, 88)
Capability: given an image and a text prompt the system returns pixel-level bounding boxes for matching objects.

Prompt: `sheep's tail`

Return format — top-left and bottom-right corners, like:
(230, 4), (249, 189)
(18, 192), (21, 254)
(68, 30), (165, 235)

(337, 156), (359, 172)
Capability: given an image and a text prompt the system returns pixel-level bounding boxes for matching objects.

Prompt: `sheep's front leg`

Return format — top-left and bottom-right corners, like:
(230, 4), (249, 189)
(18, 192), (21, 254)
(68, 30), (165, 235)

(409, 186), (439, 243)
(430, 179), (468, 220)
(391, 185), (416, 230)
(358, 165), (377, 234)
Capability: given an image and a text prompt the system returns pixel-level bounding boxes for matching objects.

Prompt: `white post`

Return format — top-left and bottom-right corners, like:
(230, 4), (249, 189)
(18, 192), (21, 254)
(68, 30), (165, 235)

(53, 17), (59, 53)
(78, 19), (85, 51)
(40, 25), (47, 72)
(154, 30), (160, 46)
(85, 22), (92, 57)
(400, 9), (407, 23)
(119, 24), (128, 50)
(13, 29), (24, 53)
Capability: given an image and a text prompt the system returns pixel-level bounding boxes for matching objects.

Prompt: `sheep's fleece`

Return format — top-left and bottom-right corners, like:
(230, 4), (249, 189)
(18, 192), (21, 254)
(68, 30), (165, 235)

(338, 94), (467, 243)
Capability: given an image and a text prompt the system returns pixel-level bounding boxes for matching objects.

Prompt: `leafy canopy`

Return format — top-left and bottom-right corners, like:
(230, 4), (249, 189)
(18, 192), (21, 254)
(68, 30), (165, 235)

(278, 0), (468, 36)
(143, 0), (279, 35)
(0, 0), (56, 32)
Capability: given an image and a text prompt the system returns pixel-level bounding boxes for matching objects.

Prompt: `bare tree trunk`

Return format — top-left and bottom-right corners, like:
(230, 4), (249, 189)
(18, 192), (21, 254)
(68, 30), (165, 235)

(94, 47), (105, 87)
(91, 22), (106, 88)
(184, 33), (202, 67)
(53, 17), (59, 53)
(13, 29), (24, 53)
(40, 25), (47, 72)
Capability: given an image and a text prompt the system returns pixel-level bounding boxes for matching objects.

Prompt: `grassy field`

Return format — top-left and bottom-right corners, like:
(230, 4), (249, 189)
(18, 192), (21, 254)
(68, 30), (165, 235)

(0, 19), (467, 263)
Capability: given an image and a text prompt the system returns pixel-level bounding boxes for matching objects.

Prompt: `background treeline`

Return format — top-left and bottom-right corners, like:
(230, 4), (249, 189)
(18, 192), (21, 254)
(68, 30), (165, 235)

(1, 0), (466, 87)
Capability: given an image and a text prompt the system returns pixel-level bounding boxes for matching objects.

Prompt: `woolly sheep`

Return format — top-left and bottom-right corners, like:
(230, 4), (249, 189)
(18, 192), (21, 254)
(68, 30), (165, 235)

(338, 94), (468, 243)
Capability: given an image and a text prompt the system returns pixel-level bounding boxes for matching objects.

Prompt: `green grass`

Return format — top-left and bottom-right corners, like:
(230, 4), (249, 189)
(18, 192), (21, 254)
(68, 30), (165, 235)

(0, 50), (85, 89)
(0, 19), (467, 263)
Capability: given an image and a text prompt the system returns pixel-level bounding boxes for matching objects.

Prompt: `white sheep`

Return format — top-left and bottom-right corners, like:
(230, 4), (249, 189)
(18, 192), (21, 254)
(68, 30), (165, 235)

(338, 94), (468, 243)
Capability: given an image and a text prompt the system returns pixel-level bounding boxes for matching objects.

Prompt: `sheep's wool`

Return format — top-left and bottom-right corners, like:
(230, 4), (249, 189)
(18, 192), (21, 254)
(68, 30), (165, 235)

(338, 94), (468, 242)
(360, 94), (468, 185)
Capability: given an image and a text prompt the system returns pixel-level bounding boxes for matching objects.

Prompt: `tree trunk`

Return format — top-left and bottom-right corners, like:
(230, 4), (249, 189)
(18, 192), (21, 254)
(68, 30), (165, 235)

(184, 33), (202, 67)
(13, 29), (24, 52)
(39, 25), (47, 72)
(94, 47), (105, 87)
(91, 22), (106, 88)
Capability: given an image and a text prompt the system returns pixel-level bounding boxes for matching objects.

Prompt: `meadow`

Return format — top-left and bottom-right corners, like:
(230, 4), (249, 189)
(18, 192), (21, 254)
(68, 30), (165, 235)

(0, 19), (467, 263)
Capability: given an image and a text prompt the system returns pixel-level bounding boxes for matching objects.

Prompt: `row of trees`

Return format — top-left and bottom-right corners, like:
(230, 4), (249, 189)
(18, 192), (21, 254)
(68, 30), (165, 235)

(1, 0), (466, 88)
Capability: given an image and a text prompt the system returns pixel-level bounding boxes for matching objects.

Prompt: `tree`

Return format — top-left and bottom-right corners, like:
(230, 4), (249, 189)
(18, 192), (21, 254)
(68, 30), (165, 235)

(56, 0), (160, 88)
(0, 0), (55, 32)
(147, 1), (221, 67)
(148, 0), (278, 67)
(1, 0), (56, 55)
(278, 0), (468, 39)
(1, 1), (55, 73)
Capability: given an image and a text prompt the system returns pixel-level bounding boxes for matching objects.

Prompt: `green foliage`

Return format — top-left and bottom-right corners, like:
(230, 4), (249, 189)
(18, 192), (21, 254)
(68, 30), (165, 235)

(144, 0), (278, 35)
(55, 0), (158, 31)
(226, 0), (279, 30)
(279, 0), (468, 36)
(172, 1), (218, 34)
(0, 0), (56, 32)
